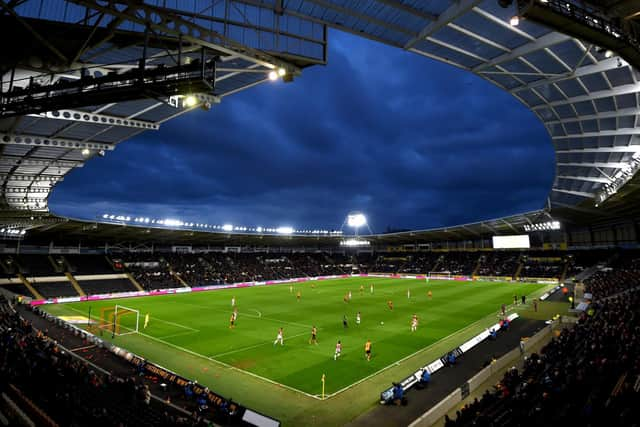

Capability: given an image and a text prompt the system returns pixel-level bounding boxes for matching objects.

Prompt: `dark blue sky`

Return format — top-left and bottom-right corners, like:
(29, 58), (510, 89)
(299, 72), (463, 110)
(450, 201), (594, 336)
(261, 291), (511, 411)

(49, 30), (555, 233)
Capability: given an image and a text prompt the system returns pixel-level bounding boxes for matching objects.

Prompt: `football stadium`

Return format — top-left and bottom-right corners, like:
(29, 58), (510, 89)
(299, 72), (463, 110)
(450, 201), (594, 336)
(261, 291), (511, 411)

(1, 1), (640, 426)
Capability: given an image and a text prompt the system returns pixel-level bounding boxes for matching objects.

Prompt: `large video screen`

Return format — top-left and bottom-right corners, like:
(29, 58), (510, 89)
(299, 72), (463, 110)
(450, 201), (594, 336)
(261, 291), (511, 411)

(492, 234), (530, 249)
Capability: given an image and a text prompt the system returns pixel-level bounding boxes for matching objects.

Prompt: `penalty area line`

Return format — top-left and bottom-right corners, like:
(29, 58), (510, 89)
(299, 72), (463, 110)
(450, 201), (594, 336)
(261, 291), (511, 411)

(132, 331), (323, 400)
(150, 316), (200, 332)
(157, 330), (201, 340)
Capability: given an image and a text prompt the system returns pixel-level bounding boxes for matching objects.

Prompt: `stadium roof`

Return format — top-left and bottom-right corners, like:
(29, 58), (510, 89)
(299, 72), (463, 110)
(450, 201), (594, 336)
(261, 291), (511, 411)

(2, 0), (640, 241)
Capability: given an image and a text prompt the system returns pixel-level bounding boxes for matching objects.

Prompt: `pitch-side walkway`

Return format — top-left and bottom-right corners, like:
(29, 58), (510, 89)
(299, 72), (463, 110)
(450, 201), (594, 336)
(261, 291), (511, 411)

(347, 318), (547, 427)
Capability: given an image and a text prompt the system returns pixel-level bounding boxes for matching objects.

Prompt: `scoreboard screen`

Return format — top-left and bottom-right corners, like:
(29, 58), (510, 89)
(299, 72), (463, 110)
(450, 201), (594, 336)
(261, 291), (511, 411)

(492, 234), (530, 249)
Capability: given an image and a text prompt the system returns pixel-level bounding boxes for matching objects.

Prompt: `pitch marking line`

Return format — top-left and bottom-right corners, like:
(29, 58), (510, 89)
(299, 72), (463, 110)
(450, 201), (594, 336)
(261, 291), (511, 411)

(171, 300), (311, 329)
(133, 331), (323, 400)
(151, 316), (200, 332)
(57, 282), (553, 402)
(208, 330), (311, 359)
(323, 284), (555, 399)
(59, 305), (322, 400)
(64, 306), (198, 334)
(158, 330), (201, 340)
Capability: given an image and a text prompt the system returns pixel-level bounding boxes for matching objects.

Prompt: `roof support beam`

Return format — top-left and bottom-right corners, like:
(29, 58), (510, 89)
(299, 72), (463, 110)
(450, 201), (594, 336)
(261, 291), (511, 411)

(533, 82), (640, 110)
(556, 175), (612, 184)
(447, 23), (510, 53)
(0, 133), (114, 151)
(553, 130), (640, 139)
(544, 106), (639, 125)
(512, 57), (624, 93)
(473, 32), (571, 72)
(373, 0), (437, 21)
(552, 188), (596, 198)
(472, 6), (536, 42)
(29, 110), (160, 131)
(0, 174), (63, 182)
(500, 219), (519, 233)
(550, 201), (606, 216)
(70, 0), (300, 73)
(1, 188), (50, 194)
(404, 0), (482, 49)
(555, 146), (640, 154)
(408, 48), (470, 70)
(290, 0), (416, 37)
(0, 157), (82, 168)
(557, 162), (629, 168)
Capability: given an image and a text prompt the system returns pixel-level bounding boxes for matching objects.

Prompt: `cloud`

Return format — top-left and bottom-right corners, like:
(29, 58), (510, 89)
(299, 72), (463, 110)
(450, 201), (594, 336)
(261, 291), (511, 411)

(49, 30), (554, 232)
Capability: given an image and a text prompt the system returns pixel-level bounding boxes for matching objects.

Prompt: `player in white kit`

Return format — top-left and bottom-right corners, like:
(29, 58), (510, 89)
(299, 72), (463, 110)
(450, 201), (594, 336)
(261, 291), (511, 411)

(274, 327), (284, 345)
(411, 314), (418, 332)
(334, 340), (342, 360)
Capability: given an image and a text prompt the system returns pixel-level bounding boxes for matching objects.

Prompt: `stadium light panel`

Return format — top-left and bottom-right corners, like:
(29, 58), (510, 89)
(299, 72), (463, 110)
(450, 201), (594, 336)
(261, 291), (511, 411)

(510, 16), (519, 26)
(184, 95), (198, 107)
(222, 224), (233, 232)
(268, 71), (278, 81)
(278, 68), (286, 77)
(277, 227), (294, 234)
(347, 213), (367, 228)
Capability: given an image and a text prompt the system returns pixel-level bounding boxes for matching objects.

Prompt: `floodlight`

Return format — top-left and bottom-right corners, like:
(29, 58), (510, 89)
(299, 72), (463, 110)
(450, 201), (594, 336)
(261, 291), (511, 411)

(184, 95), (198, 107)
(222, 224), (233, 232)
(278, 68), (286, 77)
(347, 213), (367, 228)
(256, 226), (263, 233)
(604, 50), (614, 58)
(268, 71), (278, 81)
(509, 16), (519, 26)
(81, 148), (91, 157)
(276, 226), (294, 234)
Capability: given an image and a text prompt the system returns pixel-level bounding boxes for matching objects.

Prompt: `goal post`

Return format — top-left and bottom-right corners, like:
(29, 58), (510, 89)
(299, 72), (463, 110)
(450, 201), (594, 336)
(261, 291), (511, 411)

(98, 304), (140, 337)
(426, 272), (452, 282)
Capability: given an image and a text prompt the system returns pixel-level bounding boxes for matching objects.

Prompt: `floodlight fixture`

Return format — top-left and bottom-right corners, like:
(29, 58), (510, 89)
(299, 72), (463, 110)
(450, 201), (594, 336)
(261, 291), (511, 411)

(510, 16), (519, 26)
(268, 71), (278, 81)
(347, 213), (367, 228)
(278, 68), (286, 77)
(604, 50), (614, 58)
(222, 224), (233, 232)
(276, 226), (294, 234)
(184, 95), (198, 107)
(81, 148), (91, 157)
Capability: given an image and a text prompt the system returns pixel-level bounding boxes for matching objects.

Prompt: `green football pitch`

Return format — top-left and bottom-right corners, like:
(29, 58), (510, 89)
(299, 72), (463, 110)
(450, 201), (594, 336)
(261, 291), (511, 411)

(42, 277), (549, 423)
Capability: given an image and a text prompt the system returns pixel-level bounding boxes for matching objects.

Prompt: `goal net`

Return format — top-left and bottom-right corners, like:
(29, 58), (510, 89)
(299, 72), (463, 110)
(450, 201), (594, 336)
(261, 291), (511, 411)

(427, 272), (452, 282)
(98, 304), (140, 337)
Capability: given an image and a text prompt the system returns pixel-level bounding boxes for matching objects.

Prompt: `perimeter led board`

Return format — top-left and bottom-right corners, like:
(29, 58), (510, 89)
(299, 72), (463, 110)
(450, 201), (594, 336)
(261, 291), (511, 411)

(492, 235), (530, 249)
